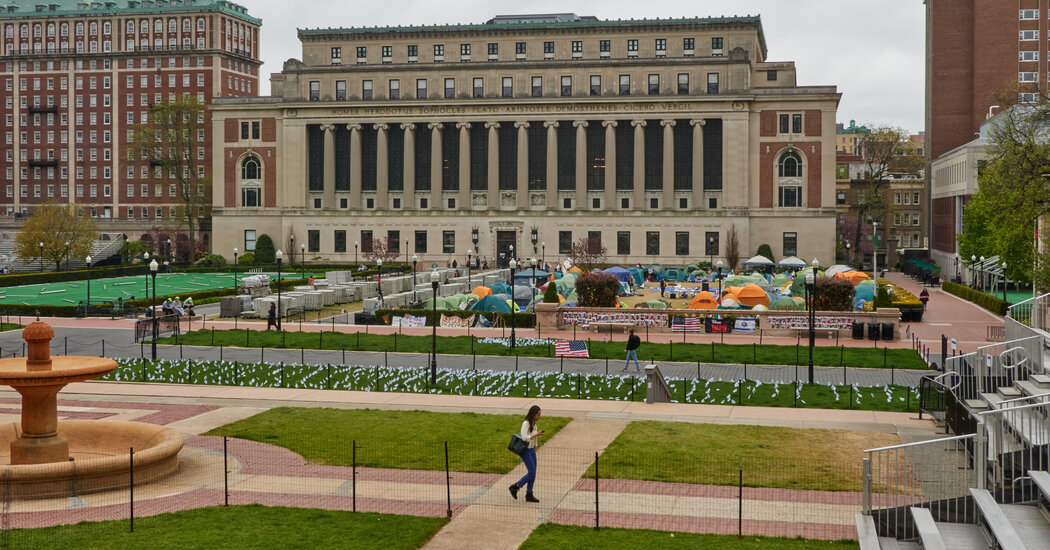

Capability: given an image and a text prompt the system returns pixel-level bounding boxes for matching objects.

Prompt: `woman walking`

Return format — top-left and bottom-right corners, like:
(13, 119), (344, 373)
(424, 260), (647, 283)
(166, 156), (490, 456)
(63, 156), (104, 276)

(509, 405), (544, 503)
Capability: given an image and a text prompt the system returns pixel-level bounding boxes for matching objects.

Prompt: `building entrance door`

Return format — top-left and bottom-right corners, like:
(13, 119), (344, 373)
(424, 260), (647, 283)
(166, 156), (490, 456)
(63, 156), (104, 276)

(496, 231), (517, 268)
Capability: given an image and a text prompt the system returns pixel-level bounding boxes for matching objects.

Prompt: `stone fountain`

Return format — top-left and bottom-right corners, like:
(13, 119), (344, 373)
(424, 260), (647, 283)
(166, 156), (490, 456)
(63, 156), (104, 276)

(0, 321), (183, 498)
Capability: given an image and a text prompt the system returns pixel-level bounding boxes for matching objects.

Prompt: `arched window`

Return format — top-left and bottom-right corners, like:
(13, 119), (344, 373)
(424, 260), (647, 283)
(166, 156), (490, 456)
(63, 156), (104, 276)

(777, 151), (803, 208)
(242, 156), (260, 179)
(241, 155), (261, 207)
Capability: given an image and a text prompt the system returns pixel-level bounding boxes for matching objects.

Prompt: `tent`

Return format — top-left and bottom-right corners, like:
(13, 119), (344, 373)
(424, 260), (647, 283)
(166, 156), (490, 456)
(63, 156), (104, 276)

(513, 285), (538, 300)
(751, 304), (769, 311)
(602, 266), (633, 283)
(646, 263), (665, 274)
(469, 294), (512, 313)
(664, 267), (686, 282)
(513, 268), (551, 282)
(718, 298), (742, 309)
(835, 270), (870, 285)
(638, 299), (671, 309)
(627, 267), (646, 286)
(424, 296), (451, 309)
(687, 290), (718, 309)
(771, 273), (791, 287)
(444, 294), (468, 309)
(742, 255), (775, 267)
(685, 264), (700, 274)
(489, 281), (512, 296)
(736, 284), (771, 307)
(771, 296), (804, 310)
(471, 286), (492, 298)
(824, 264), (852, 277)
(723, 273), (765, 289)
(854, 284), (875, 303)
(778, 256), (808, 268)
(568, 266), (583, 275)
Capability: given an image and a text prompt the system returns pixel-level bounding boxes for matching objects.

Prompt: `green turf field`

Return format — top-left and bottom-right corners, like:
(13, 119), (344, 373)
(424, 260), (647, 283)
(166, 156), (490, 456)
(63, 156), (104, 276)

(0, 271), (325, 306)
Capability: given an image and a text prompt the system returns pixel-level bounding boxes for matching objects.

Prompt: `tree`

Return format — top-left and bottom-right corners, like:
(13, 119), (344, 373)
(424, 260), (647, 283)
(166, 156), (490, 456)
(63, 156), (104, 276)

(543, 282), (560, 303)
(126, 96), (211, 260)
(756, 243), (774, 261)
(575, 272), (620, 307)
(725, 224), (741, 271)
(15, 202), (97, 271)
(837, 214), (873, 267)
(362, 236), (401, 264)
(847, 125), (918, 263)
(254, 234), (275, 264)
(814, 276), (855, 312)
(569, 236), (607, 270)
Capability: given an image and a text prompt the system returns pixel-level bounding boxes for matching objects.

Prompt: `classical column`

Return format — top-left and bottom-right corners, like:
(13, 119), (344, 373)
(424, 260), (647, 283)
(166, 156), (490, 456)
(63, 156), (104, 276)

(429, 122), (443, 209)
(631, 120), (646, 209)
(348, 123), (363, 209)
(321, 123), (335, 209)
(456, 122), (471, 210)
(661, 120), (675, 209)
(371, 123), (384, 210)
(515, 121), (529, 208)
(485, 122), (500, 208)
(602, 120), (617, 208)
(402, 123), (415, 209)
(544, 121), (559, 208)
(691, 119), (706, 209)
(573, 120), (588, 209)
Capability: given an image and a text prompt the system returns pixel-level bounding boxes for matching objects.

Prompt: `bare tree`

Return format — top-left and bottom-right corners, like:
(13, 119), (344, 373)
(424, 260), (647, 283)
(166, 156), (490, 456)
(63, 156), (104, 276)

(725, 224), (741, 271)
(569, 236), (608, 270)
(362, 237), (401, 264)
(848, 125), (921, 263)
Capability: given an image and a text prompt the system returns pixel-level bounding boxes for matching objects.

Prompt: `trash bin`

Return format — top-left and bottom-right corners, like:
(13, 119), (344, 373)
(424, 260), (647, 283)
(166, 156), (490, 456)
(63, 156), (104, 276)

(867, 323), (882, 341)
(852, 322), (865, 340)
(701, 281), (709, 292)
(881, 323), (895, 341)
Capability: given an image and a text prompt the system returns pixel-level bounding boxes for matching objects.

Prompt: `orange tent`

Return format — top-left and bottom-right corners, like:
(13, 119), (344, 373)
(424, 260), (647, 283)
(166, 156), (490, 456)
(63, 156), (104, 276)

(721, 292), (739, 304)
(568, 266), (583, 275)
(471, 286), (492, 298)
(837, 270), (870, 285)
(736, 284), (771, 307)
(688, 291), (718, 310)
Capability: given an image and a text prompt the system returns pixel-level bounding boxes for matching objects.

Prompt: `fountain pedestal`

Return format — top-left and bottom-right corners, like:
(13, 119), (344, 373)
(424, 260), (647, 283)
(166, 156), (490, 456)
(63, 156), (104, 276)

(10, 385), (68, 464)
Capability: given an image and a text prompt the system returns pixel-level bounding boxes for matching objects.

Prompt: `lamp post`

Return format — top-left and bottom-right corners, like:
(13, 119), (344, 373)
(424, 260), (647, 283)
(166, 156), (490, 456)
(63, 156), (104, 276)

(289, 234), (295, 262)
(412, 255), (418, 302)
(150, 259), (158, 360)
(85, 255), (92, 308)
(708, 236), (714, 268)
(541, 241), (545, 266)
(979, 255), (985, 290)
(233, 248), (239, 295)
(955, 256), (960, 283)
(509, 258), (518, 351)
(38, 241), (43, 272)
(275, 250), (283, 331)
(64, 241), (70, 271)
(471, 227), (479, 258)
(805, 268), (816, 384)
(508, 244), (514, 269)
(143, 252), (150, 300)
(167, 238), (172, 268)
(466, 249), (473, 288)
(377, 258), (383, 307)
(531, 228), (538, 254)
(872, 221), (879, 285)
(970, 255), (977, 287)
(300, 244), (306, 280)
(430, 271), (439, 384)
(716, 260), (724, 300)
(354, 241), (359, 266)
(1002, 261), (1008, 303)
(845, 242), (850, 266)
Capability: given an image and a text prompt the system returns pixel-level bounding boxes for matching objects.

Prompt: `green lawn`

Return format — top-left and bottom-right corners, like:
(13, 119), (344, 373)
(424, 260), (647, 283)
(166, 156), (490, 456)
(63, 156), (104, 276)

(585, 421), (900, 492)
(104, 358), (920, 412)
(0, 323), (22, 332)
(160, 329), (926, 369)
(521, 524), (858, 550)
(5, 505), (446, 549)
(206, 407), (570, 474)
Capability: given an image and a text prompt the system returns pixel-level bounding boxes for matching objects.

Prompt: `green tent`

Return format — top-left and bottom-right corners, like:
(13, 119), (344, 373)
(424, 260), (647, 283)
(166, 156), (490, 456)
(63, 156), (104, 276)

(469, 294), (512, 313)
(771, 297), (805, 311)
(424, 296), (451, 309)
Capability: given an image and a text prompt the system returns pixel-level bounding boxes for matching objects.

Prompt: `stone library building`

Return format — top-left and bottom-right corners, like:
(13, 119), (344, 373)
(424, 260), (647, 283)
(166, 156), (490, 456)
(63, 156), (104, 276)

(211, 13), (840, 266)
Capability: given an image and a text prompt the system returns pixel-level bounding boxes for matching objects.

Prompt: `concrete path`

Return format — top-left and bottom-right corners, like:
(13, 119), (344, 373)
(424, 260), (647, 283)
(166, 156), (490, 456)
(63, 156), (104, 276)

(423, 417), (628, 550)
(884, 272), (1003, 356)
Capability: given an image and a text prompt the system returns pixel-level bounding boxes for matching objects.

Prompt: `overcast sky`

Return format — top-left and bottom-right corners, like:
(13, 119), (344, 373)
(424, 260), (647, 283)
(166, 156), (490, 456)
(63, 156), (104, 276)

(243, 0), (926, 133)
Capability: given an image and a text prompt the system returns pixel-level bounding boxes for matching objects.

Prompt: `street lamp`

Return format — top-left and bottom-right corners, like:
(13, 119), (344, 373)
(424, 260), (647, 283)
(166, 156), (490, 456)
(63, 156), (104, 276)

(233, 248), (239, 295)
(289, 234), (295, 261)
(872, 221), (879, 285)
(845, 242), (851, 266)
(509, 258), (518, 351)
(708, 236), (715, 268)
(167, 238), (172, 266)
(979, 255), (985, 290)
(466, 249), (473, 288)
(275, 250), (283, 331)
(354, 241), (359, 266)
(430, 270), (439, 384)
(64, 241), (70, 271)
(1002, 261), (1008, 303)
(377, 258), (383, 307)
(412, 255), (418, 302)
(85, 255), (92, 308)
(38, 241), (43, 272)
(805, 268), (816, 384)
(531, 227), (538, 254)
(471, 227), (479, 256)
(508, 244), (514, 268)
(971, 254), (977, 287)
(541, 241), (545, 266)
(150, 259), (158, 360)
(143, 252), (150, 300)
(716, 260), (724, 300)
(300, 243), (306, 280)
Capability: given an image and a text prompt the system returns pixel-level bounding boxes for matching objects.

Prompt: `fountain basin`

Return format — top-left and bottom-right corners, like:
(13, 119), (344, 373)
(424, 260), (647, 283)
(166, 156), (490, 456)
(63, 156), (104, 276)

(0, 420), (184, 499)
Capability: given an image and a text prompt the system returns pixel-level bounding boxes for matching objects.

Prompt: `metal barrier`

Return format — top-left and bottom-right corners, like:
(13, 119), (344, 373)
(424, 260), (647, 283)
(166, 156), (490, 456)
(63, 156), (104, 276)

(977, 401), (1050, 504)
(133, 315), (181, 343)
(940, 336), (1043, 403)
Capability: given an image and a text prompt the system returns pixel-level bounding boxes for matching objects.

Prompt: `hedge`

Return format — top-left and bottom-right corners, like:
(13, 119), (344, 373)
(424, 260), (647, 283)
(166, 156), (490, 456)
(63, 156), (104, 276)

(374, 308), (535, 328)
(0, 264), (148, 288)
(943, 281), (1008, 316)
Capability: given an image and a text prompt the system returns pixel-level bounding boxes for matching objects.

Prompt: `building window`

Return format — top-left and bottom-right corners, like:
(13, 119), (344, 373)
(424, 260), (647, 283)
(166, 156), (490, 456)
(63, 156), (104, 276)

(307, 230), (319, 253)
(777, 151), (803, 208)
(543, 41), (554, 54)
(443, 230), (455, 254)
(619, 74), (630, 95)
(408, 44), (418, 57)
(558, 231), (572, 254)
(1021, 9), (1038, 19)
(362, 80), (373, 100)
(783, 232), (797, 257)
(599, 40), (610, 53)
(1020, 72), (1038, 83)
(473, 77), (484, 98)
(571, 40), (582, 53)
(502, 77), (513, 98)
(488, 42), (498, 55)
(416, 79), (427, 99)
(387, 231), (400, 253)
(561, 76), (572, 96)
(382, 45), (392, 58)
(413, 230), (427, 253)
(309, 81), (319, 101)
(677, 73), (689, 94)
(1020, 30), (1039, 41)
(589, 75), (601, 96)
(444, 78), (455, 99)
(648, 74), (659, 95)
(705, 232), (719, 256)
(792, 114), (803, 133)
(712, 37), (723, 51)
(706, 73), (719, 94)
(675, 232), (689, 255)
(434, 44), (444, 57)
(767, 70), (778, 81)
(334, 230), (346, 253)
(913, 192), (920, 205)
(516, 42), (526, 55)
(389, 79), (399, 99)
(356, 46), (366, 58)
(655, 38), (666, 52)
(836, 191), (846, 205)
(531, 76), (542, 97)
(460, 43), (471, 56)
(683, 37), (695, 51)
(646, 232), (660, 255)
(244, 230), (257, 251)
(1020, 51), (1040, 62)
(331, 47), (341, 60)
(616, 231), (630, 255)
(336, 80), (346, 101)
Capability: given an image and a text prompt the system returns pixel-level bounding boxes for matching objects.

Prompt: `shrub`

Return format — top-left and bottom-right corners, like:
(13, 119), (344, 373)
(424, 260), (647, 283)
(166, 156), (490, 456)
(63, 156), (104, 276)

(237, 252), (255, 266)
(575, 272), (620, 307)
(874, 286), (893, 310)
(756, 243), (774, 260)
(194, 254), (226, 267)
(254, 235), (275, 265)
(543, 282), (559, 303)
(814, 276), (854, 311)
(943, 281), (1008, 315)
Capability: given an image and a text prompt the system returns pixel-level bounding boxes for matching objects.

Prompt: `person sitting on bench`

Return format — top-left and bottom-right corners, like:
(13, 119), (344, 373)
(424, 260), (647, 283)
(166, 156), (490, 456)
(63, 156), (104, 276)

(161, 298), (174, 316)
(172, 297), (186, 316)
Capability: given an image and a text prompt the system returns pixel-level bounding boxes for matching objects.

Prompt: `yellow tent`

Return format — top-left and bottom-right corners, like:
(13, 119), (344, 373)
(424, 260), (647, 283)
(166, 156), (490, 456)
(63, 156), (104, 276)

(688, 291), (718, 310)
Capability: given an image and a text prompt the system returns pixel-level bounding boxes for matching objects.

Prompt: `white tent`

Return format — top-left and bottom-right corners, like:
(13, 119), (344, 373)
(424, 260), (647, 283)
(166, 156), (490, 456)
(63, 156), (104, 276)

(777, 256), (807, 268)
(742, 255), (775, 266)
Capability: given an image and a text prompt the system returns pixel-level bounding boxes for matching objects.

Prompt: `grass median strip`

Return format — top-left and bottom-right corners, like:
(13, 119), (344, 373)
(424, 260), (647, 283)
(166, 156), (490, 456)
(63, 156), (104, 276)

(158, 329), (925, 369)
(586, 421), (899, 492)
(521, 524), (858, 550)
(6, 505), (446, 549)
(206, 407), (571, 474)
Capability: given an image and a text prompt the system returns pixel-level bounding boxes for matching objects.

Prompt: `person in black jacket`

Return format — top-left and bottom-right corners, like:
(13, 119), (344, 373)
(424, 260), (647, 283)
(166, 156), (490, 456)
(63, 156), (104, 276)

(623, 328), (642, 372)
(266, 303), (278, 331)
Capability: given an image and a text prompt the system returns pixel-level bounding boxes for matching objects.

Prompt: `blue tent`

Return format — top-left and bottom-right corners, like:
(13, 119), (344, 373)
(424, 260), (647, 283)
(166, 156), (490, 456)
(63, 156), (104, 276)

(513, 268), (550, 281)
(603, 266), (633, 283)
(468, 294), (513, 313)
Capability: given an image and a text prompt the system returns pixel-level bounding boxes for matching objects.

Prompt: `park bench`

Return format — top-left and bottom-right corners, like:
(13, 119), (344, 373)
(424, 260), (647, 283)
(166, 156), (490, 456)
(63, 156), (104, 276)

(591, 322), (633, 333)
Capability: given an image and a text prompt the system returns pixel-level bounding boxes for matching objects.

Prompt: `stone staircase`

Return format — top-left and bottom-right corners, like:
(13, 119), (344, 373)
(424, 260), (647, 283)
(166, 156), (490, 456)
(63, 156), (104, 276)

(0, 233), (123, 272)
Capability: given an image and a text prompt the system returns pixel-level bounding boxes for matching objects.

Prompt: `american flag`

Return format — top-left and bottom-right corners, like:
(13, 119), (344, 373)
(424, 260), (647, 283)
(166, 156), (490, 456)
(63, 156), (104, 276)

(554, 340), (589, 357)
(671, 316), (704, 333)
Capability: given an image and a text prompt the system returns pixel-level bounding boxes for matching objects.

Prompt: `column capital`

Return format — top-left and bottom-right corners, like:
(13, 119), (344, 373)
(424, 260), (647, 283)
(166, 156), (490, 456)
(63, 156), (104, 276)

(346, 123), (363, 132)
(320, 123), (335, 132)
(602, 120), (618, 128)
(543, 120), (560, 129)
(630, 120), (646, 127)
(428, 122), (444, 130)
(456, 122), (472, 129)
(572, 120), (589, 128)
(690, 119), (707, 127)
(373, 123), (388, 131)
(514, 121), (530, 129)
(401, 122), (416, 131)
(660, 119), (676, 127)
(484, 121), (501, 129)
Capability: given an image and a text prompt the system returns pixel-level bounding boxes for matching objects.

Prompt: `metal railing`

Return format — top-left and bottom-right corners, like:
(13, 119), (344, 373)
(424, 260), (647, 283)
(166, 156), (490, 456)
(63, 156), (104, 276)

(1006, 291), (1050, 334)
(977, 401), (1050, 504)
(940, 336), (1043, 402)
